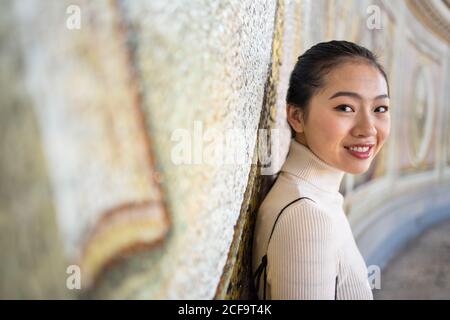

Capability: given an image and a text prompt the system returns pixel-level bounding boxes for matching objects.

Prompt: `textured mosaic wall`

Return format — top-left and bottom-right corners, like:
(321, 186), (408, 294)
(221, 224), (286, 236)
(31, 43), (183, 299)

(2, 0), (278, 299)
(0, 0), (449, 299)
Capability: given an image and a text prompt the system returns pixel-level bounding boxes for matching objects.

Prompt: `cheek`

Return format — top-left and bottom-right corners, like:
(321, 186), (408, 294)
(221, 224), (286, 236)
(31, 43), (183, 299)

(376, 117), (391, 141)
(311, 113), (350, 144)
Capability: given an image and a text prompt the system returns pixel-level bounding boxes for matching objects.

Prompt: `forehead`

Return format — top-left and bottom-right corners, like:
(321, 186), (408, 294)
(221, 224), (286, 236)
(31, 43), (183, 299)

(321, 62), (388, 96)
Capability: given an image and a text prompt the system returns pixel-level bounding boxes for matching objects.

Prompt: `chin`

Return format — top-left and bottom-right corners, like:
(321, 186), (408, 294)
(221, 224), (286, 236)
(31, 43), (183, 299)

(345, 164), (371, 175)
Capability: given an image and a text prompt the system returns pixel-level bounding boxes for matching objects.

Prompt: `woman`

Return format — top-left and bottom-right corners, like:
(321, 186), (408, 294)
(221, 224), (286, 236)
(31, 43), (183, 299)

(252, 40), (391, 300)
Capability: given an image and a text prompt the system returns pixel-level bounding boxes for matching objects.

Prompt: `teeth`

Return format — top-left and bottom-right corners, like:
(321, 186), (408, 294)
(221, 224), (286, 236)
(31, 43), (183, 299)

(348, 146), (369, 152)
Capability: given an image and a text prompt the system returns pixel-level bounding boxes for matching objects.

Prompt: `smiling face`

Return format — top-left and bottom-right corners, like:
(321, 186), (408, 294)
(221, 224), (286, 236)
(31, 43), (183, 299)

(287, 61), (391, 175)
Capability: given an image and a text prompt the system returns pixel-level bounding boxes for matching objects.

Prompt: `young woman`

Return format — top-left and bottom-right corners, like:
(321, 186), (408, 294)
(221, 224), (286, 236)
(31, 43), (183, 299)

(252, 40), (391, 300)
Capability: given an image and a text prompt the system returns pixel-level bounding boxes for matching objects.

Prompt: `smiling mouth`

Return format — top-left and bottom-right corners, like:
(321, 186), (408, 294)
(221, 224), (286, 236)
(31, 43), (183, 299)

(344, 144), (375, 159)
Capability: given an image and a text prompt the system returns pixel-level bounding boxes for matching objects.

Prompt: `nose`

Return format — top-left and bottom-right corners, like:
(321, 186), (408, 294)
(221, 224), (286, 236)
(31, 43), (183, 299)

(352, 111), (377, 138)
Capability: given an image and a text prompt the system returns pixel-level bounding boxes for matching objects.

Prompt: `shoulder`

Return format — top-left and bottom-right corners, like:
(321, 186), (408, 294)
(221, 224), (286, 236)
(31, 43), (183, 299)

(271, 200), (335, 242)
(283, 199), (333, 220)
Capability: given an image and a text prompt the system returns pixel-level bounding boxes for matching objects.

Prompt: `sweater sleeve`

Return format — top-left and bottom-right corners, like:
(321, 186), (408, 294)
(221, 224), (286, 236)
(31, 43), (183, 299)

(267, 202), (338, 300)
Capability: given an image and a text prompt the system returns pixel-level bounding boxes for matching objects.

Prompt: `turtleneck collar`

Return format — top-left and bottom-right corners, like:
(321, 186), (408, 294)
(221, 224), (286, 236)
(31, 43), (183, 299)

(281, 139), (345, 194)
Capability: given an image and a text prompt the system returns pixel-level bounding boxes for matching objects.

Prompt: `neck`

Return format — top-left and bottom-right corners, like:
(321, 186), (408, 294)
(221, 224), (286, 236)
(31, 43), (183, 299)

(281, 139), (345, 194)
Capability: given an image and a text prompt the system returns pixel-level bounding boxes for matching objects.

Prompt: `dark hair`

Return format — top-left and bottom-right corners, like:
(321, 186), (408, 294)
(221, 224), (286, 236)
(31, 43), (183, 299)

(286, 40), (389, 137)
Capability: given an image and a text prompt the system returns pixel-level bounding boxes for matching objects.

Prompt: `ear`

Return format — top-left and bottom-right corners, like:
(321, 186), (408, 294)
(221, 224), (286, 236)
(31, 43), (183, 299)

(286, 104), (305, 133)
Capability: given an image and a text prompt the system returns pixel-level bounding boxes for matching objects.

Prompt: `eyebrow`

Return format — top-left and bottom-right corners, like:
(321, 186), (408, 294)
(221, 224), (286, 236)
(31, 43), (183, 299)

(328, 91), (389, 100)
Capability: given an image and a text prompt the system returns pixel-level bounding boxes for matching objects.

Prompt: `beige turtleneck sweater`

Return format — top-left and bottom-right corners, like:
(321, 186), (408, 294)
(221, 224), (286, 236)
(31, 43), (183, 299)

(252, 139), (373, 300)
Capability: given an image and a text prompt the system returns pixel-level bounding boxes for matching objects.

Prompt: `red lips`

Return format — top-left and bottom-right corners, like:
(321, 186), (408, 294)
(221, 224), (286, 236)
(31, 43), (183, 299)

(344, 144), (374, 159)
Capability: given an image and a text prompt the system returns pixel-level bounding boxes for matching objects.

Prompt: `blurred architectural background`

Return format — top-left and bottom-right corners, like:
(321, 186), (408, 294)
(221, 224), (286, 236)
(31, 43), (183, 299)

(0, 0), (449, 299)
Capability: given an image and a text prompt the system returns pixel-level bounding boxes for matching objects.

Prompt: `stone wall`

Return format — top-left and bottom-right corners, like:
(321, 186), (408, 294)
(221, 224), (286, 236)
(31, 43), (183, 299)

(0, 0), (448, 299)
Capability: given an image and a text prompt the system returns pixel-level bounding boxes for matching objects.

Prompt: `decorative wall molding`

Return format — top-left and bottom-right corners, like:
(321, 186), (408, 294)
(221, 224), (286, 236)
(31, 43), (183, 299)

(406, 0), (450, 43)
(355, 182), (450, 272)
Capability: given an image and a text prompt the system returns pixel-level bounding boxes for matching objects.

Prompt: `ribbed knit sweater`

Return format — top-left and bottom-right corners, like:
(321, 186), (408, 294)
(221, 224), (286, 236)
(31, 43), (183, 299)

(252, 139), (373, 300)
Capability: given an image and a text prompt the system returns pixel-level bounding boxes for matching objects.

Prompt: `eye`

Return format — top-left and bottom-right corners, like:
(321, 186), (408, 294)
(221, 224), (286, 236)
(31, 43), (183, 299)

(375, 106), (389, 113)
(335, 104), (354, 112)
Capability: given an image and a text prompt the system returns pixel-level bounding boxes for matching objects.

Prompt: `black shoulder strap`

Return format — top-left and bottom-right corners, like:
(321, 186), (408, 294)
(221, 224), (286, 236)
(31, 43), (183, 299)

(253, 196), (315, 300)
